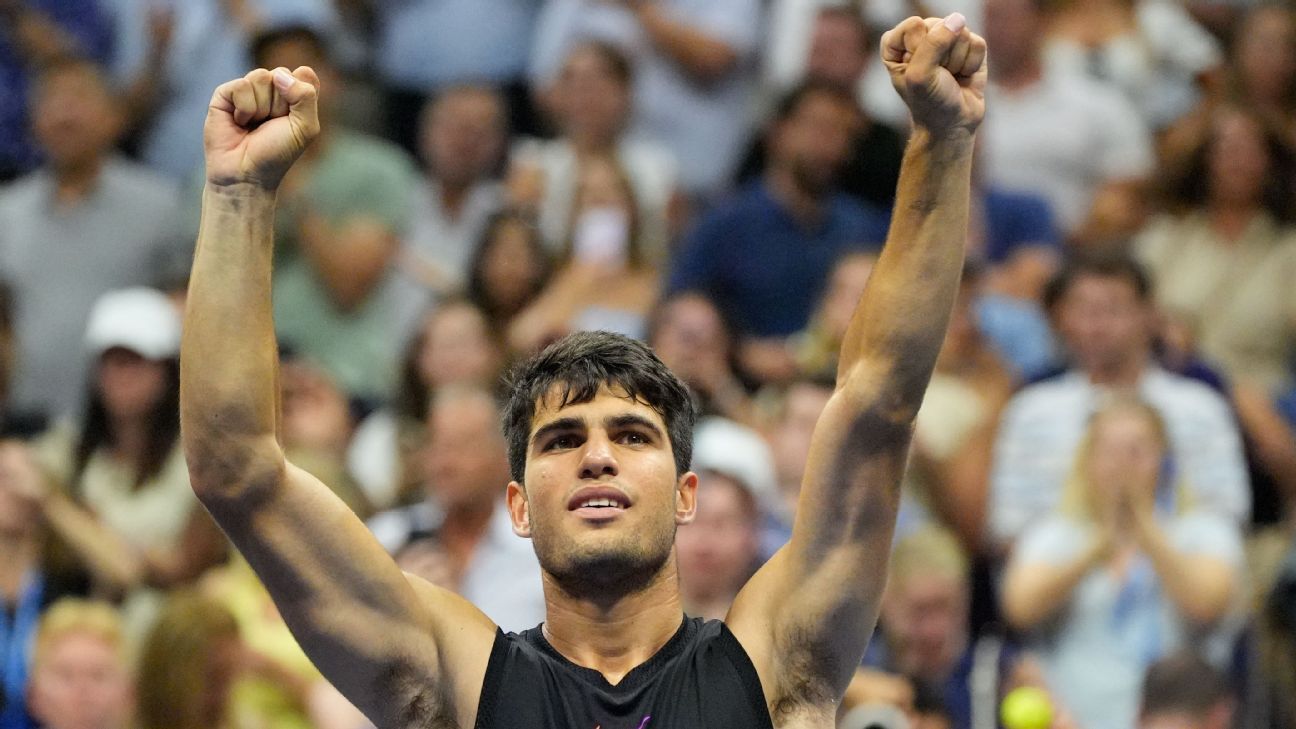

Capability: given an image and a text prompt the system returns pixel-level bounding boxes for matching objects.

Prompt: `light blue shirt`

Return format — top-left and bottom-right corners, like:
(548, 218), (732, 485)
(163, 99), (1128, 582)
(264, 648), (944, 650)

(374, 0), (540, 90)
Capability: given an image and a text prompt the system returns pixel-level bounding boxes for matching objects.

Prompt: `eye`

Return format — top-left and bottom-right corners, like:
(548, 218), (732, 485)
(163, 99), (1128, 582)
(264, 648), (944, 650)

(620, 431), (650, 445)
(546, 434), (579, 451)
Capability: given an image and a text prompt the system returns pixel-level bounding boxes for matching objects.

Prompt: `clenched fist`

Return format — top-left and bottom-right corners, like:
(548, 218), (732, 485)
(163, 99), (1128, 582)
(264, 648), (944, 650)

(204, 66), (321, 189)
(881, 14), (987, 137)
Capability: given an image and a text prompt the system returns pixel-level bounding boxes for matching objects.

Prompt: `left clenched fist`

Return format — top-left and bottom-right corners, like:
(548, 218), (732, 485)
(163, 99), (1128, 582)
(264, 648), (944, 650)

(881, 14), (987, 137)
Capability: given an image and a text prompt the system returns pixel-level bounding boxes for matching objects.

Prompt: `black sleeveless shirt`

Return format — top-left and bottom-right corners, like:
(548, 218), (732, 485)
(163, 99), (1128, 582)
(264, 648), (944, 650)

(473, 617), (775, 729)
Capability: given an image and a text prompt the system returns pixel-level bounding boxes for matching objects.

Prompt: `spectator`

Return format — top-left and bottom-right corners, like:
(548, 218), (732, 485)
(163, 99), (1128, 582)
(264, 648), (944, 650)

(744, 5), (906, 212)
(403, 86), (508, 290)
(1253, 533), (1296, 728)
(668, 82), (890, 381)
(348, 299), (507, 510)
(980, 0), (1155, 244)
(371, 0), (540, 151)
(245, 25), (425, 406)
(1002, 398), (1245, 729)
(465, 212), (553, 337)
(759, 376), (835, 556)
(649, 291), (753, 425)
(1138, 652), (1233, 729)
(1043, 0), (1221, 129)
(988, 253), (1250, 547)
(25, 599), (133, 729)
(366, 386), (545, 632)
(865, 527), (1010, 729)
(134, 592), (244, 729)
(794, 251), (877, 381)
(507, 155), (661, 353)
(1223, 5), (1296, 149)
(1136, 106), (1296, 397)
(0, 58), (181, 420)
(32, 289), (226, 635)
(529, 0), (762, 197)
(509, 42), (679, 265)
(110, 0), (337, 180)
(677, 417), (774, 620)
(278, 352), (371, 518)
(0, 0), (112, 181)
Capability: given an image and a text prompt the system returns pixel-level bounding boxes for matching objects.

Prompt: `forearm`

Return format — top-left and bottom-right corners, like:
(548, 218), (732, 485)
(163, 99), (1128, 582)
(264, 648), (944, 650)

(1002, 541), (1105, 630)
(837, 130), (973, 408)
(42, 494), (146, 589)
(635, 4), (738, 82)
(181, 184), (285, 493)
(1133, 514), (1234, 624)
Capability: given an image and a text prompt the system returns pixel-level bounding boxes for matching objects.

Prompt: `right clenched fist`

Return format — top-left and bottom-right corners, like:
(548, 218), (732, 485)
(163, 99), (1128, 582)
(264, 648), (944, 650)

(204, 66), (320, 189)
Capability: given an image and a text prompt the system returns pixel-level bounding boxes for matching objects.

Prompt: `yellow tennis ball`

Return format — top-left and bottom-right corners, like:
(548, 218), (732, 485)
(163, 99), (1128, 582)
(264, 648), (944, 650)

(1000, 686), (1053, 729)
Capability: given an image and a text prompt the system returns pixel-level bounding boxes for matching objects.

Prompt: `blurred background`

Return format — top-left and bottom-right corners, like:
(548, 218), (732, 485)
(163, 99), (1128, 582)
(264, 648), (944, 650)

(0, 0), (1294, 727)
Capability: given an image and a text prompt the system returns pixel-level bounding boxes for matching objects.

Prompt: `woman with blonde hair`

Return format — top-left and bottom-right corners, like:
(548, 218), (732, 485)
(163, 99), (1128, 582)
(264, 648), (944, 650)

(1001, 396), (1244, 729)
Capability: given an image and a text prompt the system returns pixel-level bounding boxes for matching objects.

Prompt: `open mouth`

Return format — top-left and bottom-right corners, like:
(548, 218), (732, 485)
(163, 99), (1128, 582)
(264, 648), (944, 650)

(567, 486), (631, 521)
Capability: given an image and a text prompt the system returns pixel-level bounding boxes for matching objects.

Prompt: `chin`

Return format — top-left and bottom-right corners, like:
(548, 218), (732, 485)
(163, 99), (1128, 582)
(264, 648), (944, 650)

(537, 528), (675, 600)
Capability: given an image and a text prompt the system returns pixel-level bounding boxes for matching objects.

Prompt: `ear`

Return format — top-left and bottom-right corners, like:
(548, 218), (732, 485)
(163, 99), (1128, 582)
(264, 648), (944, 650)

(506, 481), (532, 538)
(675, 471), (699, 525)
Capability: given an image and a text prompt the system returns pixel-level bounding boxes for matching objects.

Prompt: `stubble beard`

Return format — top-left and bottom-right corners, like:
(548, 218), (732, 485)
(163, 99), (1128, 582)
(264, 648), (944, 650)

(532, 516), (677, 602)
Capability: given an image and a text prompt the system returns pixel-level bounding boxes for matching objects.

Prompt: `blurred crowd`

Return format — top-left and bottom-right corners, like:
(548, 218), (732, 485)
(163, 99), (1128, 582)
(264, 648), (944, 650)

(1, 0), (1295, 728)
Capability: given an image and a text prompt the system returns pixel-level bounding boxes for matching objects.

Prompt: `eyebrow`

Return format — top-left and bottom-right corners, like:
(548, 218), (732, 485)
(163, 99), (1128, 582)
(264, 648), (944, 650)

(606, 413), (665, 441)
(529, 413), (667, 449)
(531, 417), (585, 448)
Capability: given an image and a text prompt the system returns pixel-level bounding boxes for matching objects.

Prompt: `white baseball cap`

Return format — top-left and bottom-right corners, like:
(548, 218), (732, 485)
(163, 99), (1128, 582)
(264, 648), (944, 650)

(691, 416), (778, 511)
(84, 287), (181, 361)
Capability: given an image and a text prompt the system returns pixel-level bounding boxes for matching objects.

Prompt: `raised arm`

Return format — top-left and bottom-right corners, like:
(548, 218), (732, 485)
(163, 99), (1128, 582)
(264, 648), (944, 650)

(181, 66), (494, 729)
(727, 14), (986, 718)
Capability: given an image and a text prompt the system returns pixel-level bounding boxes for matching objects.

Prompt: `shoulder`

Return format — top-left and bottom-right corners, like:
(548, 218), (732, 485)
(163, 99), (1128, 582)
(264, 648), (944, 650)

(0, 173), (48, 211)
(101, 158), (180, 204)
(330, 132), (421, 178)
(1142, 369), (1235, 420)
(1004, 374), (1086, 418)
(1013, 515), (1090, 564)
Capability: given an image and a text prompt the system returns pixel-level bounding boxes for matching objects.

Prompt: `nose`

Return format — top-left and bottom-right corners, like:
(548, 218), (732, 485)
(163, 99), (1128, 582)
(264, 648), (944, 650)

(578, 431), (619, 480)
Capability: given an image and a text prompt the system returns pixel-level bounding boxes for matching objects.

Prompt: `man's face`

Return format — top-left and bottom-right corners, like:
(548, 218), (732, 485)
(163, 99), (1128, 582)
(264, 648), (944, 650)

(28, 632), (133, 729)
(424, 394), (511, 511)
(772, 93), (857, 197)
(421, 90), (505, 189)
(1054, 275), (1152, 376)
(554, 46), (630, 144)
(806, 13), (869, 90)
(676, 473), (759, 605)
(651, 294), (730, 389)
(880, 574), (968, 679)
(984, 0), (1042, 73)
(769, 383), (833, 497)
(507, 387), (697, 598)
(31, 66), (122, 169)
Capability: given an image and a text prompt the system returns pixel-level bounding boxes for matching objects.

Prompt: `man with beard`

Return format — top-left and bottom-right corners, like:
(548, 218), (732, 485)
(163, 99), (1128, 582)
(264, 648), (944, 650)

(180, 12), (985, 728)
(668, 80), (891, 351)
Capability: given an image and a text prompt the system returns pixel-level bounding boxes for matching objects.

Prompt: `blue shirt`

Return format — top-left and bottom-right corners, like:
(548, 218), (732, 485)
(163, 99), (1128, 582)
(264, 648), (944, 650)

(982, 187), (1058, 264)
(668, 181), (889, 337)
(0, 0), (113, 176)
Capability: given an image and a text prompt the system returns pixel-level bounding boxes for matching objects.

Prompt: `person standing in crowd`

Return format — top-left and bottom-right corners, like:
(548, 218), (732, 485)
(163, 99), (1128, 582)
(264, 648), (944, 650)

(668, 81), (890, 383)
(24, 599), (134, 729)
(0, 58), (181, 421)
(1002, 398), (1244, 729)
(402, 86), (508, 291)
(980, 0), (1155, 245)
(529, 0), (762, 197)
(989, 253), (1249, 549)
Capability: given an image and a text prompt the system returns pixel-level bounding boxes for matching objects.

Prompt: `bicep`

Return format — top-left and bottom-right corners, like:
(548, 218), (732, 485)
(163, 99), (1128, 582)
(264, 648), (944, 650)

(205, 461), (493, 726)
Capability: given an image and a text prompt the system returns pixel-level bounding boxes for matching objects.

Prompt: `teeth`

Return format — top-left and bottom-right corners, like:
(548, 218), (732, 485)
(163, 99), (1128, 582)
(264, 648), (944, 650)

(580, 498), (619, 508)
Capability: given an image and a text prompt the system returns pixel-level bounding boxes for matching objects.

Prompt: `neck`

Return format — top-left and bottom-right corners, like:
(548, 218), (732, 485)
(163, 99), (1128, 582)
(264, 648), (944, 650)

(765, 167), (827, 225)
(541, 556), (684, 686)
(1085, 350), (1148, 387)
(993, 57), (1043, 91)
(439, 499), (496, 561)
(0, 531), (37, 601)
(1207, 203), (1259, 242)
(438, 180), (472, 220)
(570, 133), (617, 157)
(110, 414), (149, 464)
(51, 156), (104, 206)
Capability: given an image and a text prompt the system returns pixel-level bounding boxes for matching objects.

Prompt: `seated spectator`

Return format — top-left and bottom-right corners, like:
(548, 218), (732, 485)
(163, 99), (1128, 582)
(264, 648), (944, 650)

(245, 25), (425, 406)
(1002, 398), (1245, 729)
(1043, 0), (1221, 129)
(981, 0), (1155, 245)
(278, 352), (370, 518)
(510, 42), (678, 265)
(677, 417), (774, 620)
(0, 58), (182, 420)
(348, 299), (507, 509)
(759, 376), (835, 556)
(989, 253), (1249, 548)
(794, 250), (877, 381)
(0, 0), (112, 181)
(668, 82), (889, 382)
(465, 212), (553, 337)
(1138, 651), (1233, 729)
(1222, 6), (1296, 149)
(24, 599), (133, 729)
(402, 85), (508, 290)
(865, 527), (1011, 729)
(744, 5), (906, 212)
(366, 386), (544, 632)
(649, 291), (753, 425)
(32, 289), (226, 635)
(507, 155), (661, 353)
(1136, 106), (1296, 398)
(529, 0), (761, 197)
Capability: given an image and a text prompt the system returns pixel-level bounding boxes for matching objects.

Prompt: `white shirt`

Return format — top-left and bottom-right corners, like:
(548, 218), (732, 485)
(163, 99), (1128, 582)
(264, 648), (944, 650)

(982, 70), (1154, 233)
(403, 179), (504, 287)
(989, 368), (1251, 545)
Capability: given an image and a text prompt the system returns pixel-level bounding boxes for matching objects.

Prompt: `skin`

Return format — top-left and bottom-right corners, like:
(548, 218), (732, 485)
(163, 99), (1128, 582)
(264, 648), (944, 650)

(180, 14), (984, 727)
(27, 632), (134, 729)
(677, 473), (761, 620)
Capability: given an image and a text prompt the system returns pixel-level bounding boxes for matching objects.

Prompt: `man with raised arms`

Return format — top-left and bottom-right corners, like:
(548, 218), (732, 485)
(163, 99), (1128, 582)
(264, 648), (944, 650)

(180, 13), (986, 728)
